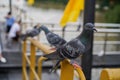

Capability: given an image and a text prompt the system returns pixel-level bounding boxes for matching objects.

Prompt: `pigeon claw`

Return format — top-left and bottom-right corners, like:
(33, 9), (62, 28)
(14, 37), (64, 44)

(70, 61), (82, 69)
(72, 63), (82, 69)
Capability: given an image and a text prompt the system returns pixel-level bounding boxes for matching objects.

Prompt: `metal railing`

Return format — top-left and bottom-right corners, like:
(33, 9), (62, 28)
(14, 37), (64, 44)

(22, 40), (40, 80)
(22, 38), (86, 80)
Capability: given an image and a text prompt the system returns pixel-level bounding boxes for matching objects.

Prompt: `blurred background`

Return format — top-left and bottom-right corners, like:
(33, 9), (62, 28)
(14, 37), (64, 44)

(0, 0), (120, 80)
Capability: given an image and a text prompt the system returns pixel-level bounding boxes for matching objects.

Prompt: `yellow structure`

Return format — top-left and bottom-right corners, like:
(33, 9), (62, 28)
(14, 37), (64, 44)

(22, 38), (86, 80)
(38, 57), (86, 80)
(60, 0), (75, 27)
(100, 68), (120, 80)
(28, 0), (34, 6)
(22, 40), (40, 80)
(60, 0), (84, 27)
(68, 0), (84, 22)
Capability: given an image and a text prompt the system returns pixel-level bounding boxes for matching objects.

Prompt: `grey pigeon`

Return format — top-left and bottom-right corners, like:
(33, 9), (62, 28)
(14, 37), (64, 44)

(40, 25), (66, 48)
(40, 25), (67, 72)
(43, 23), (97, 72)
(20, 26), (41, 40)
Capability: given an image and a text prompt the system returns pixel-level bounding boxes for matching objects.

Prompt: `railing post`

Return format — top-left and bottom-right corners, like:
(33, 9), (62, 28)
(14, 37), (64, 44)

(103, 33), (108, 55)
(60, 59), (86, 80)
(60, 60), (74, 80)
(9, 0), (12, 13)
(82, 0), (96, 79)
(38, 57), (47, 80)
(30, 43), (36, 80)
(22, 41), (27, 80)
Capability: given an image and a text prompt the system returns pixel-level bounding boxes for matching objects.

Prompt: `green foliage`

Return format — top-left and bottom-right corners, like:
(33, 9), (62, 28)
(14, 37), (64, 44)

(105, 5), (120, 23)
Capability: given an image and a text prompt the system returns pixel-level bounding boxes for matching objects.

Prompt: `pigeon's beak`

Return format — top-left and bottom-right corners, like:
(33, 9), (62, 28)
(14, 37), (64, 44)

(93, 28), (97, 32)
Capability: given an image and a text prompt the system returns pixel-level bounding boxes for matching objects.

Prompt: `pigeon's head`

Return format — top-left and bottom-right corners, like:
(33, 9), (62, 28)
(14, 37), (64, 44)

(40, 25), (48, 30)
(84, 23), (97, 32)
(40, 25), (50, 33)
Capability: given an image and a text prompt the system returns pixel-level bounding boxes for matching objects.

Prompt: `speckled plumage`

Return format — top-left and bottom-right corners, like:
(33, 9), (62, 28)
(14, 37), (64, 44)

(43, 23), (96, 72)
(40, 25), (66, 48)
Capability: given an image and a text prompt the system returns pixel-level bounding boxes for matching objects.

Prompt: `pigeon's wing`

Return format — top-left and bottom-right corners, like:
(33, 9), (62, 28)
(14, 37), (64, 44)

(62, 39), (85, 59)
(46, 33), (61, 46)
(53, 37), (66, 48)
(27, 29), (40, 37)
(69, 39), (85, 54)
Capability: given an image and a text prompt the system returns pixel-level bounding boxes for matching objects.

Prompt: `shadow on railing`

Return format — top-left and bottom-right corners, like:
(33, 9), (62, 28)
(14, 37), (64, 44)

(22, 38), (86, 80)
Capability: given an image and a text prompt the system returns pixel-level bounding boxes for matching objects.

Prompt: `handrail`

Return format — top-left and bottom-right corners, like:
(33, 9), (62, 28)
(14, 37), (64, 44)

(38, 57), (86, 80)
(28, 38), (55, 54)
(22, 38), (86, 80)
(35, 40), (86, 80)
(38, 57), (47, 80)
(60, 59), (86, 80)
(22, 40), (40, 80)
(29, 42), (36, 80)
(22, 38), (55, 80)
(22, 41), (27, 80)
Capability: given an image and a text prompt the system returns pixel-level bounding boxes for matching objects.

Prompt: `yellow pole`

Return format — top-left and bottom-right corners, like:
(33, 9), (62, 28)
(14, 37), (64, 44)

(60, 60), (74, 80)
(100, 68), (120, 80)
(29, 43), (36, 80)
(22, 41), (27, 80)
(38, 57), (47, 80)
(75, 67), (86, 80)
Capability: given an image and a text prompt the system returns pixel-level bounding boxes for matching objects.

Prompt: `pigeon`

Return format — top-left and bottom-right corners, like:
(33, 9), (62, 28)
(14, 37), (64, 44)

(20, 26), (41, 40)
(40, 25), (67, 72)
(43, 23), (97, 72)
(40, 25), (67, 49)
